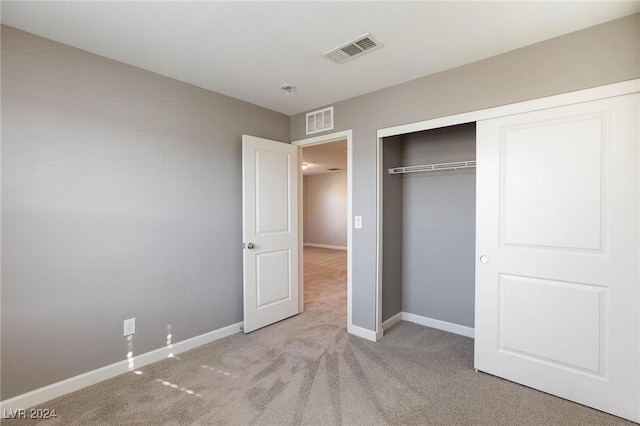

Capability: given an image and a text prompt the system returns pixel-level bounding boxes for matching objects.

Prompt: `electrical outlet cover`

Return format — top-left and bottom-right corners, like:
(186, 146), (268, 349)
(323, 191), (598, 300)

(124, 318), (136, 336)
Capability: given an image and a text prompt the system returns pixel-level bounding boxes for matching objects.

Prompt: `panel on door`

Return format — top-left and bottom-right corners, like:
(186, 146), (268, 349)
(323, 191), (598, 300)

(242, 135), (299, 333)
(475, 94), (639, 422)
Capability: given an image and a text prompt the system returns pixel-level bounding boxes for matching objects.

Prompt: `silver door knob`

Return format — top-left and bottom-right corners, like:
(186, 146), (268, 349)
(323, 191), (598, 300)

(480, 255), (489, 264)
(247, 243), (255, 250)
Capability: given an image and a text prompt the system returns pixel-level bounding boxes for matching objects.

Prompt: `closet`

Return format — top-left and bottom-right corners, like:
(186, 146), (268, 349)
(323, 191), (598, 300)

(381, 122), (476, 332)
(377, 83), (640, 423)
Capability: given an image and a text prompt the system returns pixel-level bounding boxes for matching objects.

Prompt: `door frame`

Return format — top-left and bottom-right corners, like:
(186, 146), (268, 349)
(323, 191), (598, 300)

(375, 79), (640, 337)
(292, 130), (353, 331)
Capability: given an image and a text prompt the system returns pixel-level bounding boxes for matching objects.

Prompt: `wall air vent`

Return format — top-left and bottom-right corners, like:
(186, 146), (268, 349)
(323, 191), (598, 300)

(306, 106), (334, 135)
(323, 33), (383, 65)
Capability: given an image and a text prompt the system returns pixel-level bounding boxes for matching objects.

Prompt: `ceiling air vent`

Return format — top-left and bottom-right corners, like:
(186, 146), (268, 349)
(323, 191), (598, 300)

(323, 33), (383, 65)
(306, 106), (334, 135)
(326, 168), (342, 172)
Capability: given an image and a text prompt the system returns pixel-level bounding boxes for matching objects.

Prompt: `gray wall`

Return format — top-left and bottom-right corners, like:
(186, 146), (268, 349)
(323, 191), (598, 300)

(1, 25), (289, 399)
(401, 124), (476, 328)
(381, 136), (403, 322)
(290, 14), (640, 331)
(303, 172), (347, 248)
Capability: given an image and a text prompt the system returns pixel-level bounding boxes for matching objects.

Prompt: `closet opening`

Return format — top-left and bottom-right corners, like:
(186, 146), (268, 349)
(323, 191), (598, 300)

(374, 82), (640, 421)
(380, 122), (476, 338)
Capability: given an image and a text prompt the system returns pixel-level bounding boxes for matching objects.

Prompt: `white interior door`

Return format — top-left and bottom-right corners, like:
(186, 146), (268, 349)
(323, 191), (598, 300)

(475, 94), (639, 422)
(242, 135), (299, 333)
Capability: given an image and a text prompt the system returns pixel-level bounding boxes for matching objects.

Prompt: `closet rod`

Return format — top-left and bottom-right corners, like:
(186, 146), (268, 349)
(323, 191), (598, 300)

(388, 160), (476, 175)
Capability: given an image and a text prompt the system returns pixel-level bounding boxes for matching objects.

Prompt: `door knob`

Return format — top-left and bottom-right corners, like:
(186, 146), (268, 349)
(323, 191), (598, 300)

(480, 255), (489, 264)
(247, 243), (255, 250)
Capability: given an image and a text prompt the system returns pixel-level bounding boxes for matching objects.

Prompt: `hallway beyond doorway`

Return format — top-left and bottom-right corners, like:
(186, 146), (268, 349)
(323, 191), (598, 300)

(303, 246), (347, 325)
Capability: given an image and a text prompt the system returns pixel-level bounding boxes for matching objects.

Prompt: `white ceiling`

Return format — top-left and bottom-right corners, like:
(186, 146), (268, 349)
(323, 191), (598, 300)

(2, 1), (639, 116)
(302, 140), (347, 176)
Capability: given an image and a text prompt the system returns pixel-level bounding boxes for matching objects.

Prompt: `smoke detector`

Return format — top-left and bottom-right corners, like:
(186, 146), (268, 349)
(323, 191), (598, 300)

(280, 84), (297, 95)
(323, 33), (383, 65)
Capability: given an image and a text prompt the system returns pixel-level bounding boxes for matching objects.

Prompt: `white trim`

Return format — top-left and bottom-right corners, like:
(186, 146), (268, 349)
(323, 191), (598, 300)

(297, 147), (305, 313)
(303, 243), (347, 251)
(375, 79), (640, 340)
(381, 311), (474, 338)
(378, 79), (639, 138)
(382, 312), (403, 331)
(292, 129), (351, 147)
(0, 322), (243, 412)
(347, 323), (380, 342)
(376, 132), (384, 338)
(292, 130), (354, 337)
(401, 312), (475, 338)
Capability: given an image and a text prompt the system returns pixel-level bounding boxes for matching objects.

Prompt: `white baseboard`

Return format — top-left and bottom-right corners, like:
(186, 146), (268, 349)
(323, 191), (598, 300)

(347, 323), (379, 342)
(0, 321), (244, 412)
(303, 243), (347, 251)
(401, 312), (474, 338)
(382, 312), (403, 331)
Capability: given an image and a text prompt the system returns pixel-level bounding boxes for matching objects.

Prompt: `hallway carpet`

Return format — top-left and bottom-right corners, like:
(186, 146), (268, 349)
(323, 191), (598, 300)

(13, 247), (632, 425)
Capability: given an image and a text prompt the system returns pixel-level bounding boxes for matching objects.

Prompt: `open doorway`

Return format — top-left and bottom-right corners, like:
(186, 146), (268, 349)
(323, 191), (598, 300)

(292, 130), (354, 333)
(301, 140), (348, 325)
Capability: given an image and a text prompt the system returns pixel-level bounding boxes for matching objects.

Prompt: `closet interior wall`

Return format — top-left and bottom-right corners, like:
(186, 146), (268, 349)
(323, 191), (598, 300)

(382, 135), (404, 321)
(382, 122), (477, 328)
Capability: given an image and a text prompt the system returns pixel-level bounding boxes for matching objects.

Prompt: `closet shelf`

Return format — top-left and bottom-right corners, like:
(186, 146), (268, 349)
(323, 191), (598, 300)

(388, 160), (476, 175)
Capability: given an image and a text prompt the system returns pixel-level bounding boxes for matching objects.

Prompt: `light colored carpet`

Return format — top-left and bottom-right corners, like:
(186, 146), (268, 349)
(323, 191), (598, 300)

(9, 247), (633, 425)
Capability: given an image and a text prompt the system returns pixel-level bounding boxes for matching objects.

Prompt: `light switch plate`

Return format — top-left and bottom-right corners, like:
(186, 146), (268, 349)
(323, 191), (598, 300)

(354, 216), (362, 229)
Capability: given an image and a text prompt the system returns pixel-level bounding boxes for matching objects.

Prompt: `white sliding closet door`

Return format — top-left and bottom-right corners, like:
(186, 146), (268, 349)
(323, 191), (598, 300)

(475, 93), (639, 422)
